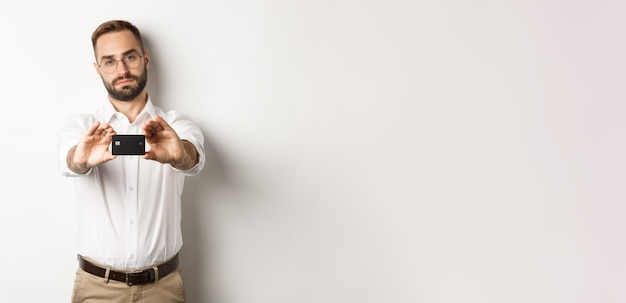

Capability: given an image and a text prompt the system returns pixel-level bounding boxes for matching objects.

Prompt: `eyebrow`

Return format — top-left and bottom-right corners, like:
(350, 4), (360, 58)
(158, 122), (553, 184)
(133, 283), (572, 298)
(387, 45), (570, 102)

(99, 49), (141, 62)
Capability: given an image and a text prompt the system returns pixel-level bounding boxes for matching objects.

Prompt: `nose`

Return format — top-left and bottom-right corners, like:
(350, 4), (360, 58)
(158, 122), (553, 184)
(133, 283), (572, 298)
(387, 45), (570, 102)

(115, 59), (130, 74)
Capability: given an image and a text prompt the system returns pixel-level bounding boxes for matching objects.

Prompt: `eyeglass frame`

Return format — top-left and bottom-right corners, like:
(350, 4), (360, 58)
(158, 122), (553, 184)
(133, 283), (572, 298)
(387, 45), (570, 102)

(96, 50), (146, 74)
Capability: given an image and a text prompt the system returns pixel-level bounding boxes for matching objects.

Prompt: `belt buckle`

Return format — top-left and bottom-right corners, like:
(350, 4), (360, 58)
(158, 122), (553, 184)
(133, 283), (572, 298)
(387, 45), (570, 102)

(125, 271), (144, 286)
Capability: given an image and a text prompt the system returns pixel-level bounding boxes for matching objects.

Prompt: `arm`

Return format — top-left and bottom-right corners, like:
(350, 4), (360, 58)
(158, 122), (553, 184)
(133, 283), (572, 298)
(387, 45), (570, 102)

(171, 140), (199, 170)
(67, 146), (90, 174)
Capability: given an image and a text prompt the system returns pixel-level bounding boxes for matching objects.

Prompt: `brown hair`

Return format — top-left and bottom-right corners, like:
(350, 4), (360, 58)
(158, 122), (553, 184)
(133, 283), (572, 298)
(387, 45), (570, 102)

(91, 20), (144, 54)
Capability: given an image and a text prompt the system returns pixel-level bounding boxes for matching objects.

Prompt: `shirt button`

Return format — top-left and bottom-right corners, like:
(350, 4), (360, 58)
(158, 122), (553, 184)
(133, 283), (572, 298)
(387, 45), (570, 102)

(130, 254), (134, 259)
(129, 186), (134, 191)
(130, 220), (134, 225)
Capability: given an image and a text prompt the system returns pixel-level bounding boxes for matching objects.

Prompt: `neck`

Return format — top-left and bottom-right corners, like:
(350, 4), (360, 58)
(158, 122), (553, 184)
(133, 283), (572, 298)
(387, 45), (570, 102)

(109, 92), (148, 123)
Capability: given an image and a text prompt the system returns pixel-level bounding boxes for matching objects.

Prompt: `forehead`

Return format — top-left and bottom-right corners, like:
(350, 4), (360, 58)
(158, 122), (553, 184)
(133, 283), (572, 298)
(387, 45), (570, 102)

(95, 30), (142, 59)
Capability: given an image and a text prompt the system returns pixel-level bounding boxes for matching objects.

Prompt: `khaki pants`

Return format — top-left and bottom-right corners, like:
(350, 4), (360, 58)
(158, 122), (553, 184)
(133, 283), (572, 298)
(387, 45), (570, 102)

(71, 267), (186, 303)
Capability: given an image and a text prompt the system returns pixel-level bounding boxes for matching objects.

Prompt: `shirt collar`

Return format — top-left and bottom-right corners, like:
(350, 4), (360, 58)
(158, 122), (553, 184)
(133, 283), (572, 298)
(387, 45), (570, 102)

(103, 96), (157, 124)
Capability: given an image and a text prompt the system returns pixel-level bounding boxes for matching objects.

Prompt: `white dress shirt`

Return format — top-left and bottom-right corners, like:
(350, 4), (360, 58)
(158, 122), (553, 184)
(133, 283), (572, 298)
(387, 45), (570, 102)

(57, 98), (205, 269)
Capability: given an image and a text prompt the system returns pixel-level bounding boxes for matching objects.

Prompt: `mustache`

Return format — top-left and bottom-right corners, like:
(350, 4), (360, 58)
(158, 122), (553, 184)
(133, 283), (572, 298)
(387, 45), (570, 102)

(113, 75), (138, 85)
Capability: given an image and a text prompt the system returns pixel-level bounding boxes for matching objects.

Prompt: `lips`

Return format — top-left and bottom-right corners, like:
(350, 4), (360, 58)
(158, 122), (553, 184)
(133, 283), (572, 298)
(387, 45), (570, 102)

(115, 79), (135, 86)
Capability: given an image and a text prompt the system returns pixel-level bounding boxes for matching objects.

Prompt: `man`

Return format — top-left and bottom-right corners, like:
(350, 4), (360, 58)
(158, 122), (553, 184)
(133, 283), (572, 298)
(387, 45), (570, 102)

(57, 20), (205, 303)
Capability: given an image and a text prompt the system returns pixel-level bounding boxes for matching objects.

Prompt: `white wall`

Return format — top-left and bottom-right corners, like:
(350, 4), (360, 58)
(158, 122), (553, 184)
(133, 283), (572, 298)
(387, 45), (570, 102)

(0, 1), (624, 302)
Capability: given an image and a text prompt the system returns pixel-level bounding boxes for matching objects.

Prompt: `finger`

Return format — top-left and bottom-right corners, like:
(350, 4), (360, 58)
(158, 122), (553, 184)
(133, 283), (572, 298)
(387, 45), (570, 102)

(103, 153), (117, 162)
(142, 123), (156, 138)
(143, 150), (155, 161)
(95, 122), (114, 133)
(107, 127), (117, 136)
(85, 121), (101, 136)
(143, 119), (158, 129)
(95, 125), (110, 137)
(142, 119), (160, 135)
(103, 124), (115, 133)
(154, 115), (173, 131)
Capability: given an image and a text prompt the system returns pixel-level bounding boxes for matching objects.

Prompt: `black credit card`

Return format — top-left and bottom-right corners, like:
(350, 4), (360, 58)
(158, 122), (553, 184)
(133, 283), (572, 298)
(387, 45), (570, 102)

(111, 135), (146, 155)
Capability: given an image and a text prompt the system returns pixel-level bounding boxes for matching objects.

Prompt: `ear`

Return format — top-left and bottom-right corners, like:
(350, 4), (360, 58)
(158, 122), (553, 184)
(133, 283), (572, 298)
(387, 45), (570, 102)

(93, 62), (102, 77)
(143, 49), (150, 69)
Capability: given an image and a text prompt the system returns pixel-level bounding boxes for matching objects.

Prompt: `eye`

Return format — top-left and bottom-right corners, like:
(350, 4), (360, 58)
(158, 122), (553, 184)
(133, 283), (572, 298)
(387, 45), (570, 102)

(102, 59), (114, 66)
(125, 54), (138, 62)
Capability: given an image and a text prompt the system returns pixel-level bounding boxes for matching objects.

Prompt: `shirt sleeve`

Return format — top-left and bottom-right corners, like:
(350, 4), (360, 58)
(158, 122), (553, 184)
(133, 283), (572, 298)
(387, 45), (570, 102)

(57, 113), (96, 177)
(164, 110), (206, 176)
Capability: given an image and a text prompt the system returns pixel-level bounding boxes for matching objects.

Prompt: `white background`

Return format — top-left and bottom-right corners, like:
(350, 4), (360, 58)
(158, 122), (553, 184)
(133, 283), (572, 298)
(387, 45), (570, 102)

(0, 1), (624, 302)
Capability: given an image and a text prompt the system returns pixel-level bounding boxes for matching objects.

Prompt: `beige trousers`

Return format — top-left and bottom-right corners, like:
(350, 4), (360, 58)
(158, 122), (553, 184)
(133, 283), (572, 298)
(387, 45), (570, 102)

(71, 267), (186, 303)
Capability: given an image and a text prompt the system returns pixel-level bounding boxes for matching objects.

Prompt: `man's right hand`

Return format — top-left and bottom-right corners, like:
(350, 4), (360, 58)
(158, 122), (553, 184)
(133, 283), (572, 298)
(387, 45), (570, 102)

(67, 121), (117, 174)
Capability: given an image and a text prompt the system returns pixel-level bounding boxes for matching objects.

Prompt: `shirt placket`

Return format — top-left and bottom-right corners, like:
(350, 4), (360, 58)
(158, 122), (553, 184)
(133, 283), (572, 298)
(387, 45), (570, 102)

(124, 128), (140, 269)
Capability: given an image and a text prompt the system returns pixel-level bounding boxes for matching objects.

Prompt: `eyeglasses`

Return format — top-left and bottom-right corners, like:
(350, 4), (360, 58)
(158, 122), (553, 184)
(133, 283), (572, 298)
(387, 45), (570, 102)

(98, 53), (144, 74)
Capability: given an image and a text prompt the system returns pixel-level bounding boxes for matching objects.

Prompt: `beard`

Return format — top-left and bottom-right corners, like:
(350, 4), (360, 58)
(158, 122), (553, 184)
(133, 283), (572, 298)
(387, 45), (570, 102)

(103, 68), (148, 101)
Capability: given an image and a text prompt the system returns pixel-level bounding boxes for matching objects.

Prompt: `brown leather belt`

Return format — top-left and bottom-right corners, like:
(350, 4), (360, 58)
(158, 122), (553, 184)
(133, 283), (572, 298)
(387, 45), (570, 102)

(78, 254), (179, 286)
